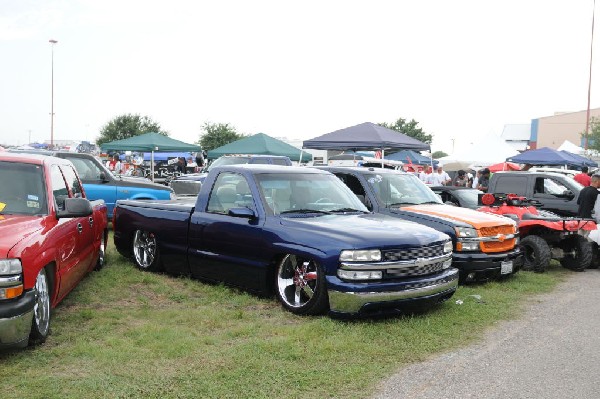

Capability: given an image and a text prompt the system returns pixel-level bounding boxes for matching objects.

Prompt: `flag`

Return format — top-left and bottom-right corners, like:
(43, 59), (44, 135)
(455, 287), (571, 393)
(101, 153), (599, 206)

(375, 150), (382, 159)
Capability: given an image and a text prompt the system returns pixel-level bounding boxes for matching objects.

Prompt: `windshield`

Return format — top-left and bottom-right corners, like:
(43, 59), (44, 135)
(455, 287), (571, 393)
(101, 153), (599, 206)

(255, 172), (368, 216)
(0, 161), (48, 215)
(365, 172), (443, 207)
(207, 157), (249, 171)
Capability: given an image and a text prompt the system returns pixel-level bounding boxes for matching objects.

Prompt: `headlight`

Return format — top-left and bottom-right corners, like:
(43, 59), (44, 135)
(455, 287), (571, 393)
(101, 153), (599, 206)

(0, 259), (23, 300)
(339, 249), (382, 262)
(443, 241), (453, 254)
(170, 191), (177, 200)
(456, 227), (478, 238)
(0, 259), (22, 275)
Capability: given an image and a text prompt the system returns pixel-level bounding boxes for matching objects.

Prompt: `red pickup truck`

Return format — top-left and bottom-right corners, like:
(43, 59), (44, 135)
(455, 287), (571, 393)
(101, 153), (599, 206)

(0, 152), (108, 348)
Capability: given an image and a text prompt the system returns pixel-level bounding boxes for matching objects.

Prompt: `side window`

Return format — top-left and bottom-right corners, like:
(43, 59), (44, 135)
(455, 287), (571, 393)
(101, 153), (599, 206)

(495, 176), (528, 195)
(50, 165), (69, 211)
(537, 178), (569, 197)
(61, 165), (84, 198)
(335, 173), (371, 210)
(272, 159), (289, 166)
(251, 158), (271, 165)
(207, 172), (254, 214)
(68, 157), (103, 181)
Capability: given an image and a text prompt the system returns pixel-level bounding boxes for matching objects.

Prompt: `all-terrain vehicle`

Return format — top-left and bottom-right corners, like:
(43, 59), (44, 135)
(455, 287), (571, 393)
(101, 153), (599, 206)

(478, 193), (596, 272)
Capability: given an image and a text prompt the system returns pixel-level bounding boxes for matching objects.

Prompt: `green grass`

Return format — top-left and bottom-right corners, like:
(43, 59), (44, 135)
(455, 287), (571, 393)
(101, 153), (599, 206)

(0, 236), (568, 399)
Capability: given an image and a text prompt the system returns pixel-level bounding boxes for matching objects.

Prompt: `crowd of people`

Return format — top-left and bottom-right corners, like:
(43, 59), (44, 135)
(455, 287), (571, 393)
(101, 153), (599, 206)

(105, 152), (206, 176)
(418, 166), (491, 192)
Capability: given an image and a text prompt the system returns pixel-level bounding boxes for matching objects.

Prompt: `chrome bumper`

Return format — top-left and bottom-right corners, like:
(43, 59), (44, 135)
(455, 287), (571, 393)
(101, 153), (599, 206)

(0, 309), (33, 348)
(328, 272), (459, 314)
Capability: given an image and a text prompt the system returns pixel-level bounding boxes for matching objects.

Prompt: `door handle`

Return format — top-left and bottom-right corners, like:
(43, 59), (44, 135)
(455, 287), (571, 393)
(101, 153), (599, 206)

(77, 223), (83, 234)
(88, 217), (94, 227)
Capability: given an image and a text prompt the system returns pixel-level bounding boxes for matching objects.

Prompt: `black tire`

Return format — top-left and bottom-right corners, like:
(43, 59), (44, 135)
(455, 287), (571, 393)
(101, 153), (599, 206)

(94, 230), (107, 271)
(275, 254), (329, 315)
(132, 230), (162, 272)
(29, 268), (51, 345)
(520, 235), (551, 273)
(560, 235), (592, 271)
(590, 242), (600, 269)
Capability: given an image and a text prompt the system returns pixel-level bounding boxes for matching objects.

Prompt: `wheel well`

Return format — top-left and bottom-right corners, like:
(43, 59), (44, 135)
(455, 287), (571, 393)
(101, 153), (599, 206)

(266, 254), (287, 295)
(45, 262), (57, 307)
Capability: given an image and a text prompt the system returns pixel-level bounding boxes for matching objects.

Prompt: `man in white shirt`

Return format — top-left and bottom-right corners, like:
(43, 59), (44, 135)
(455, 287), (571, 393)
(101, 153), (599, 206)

(427, 166), (451, 186)
(419, 166), (432, 183)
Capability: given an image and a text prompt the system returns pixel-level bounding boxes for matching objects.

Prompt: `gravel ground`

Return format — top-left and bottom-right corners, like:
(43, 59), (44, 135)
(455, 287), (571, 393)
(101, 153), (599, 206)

(372, 269), (600, 399)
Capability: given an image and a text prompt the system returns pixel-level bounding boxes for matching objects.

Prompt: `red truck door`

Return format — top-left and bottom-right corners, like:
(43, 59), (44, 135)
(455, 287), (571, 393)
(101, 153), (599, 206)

(49, 165), (95, 301)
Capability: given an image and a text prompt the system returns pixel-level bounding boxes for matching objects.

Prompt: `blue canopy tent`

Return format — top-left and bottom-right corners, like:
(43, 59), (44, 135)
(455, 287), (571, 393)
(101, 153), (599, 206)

(386, 150), (438, 166)
(506, 147), (597, 168)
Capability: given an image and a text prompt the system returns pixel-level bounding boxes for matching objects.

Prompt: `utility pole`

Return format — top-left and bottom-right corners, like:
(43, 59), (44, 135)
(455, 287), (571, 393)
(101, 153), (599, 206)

(49, 39), (58, 148)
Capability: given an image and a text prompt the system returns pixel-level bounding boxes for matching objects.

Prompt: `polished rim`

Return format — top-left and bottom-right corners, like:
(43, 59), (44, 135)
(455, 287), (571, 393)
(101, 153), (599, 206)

(277, 255), (318, 308)
(133, 230), (156, 269)
(34, 269), (50, 336)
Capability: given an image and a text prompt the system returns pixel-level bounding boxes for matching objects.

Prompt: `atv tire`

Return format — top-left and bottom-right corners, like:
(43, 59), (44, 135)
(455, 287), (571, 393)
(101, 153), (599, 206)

(560, 235), (592, 271)
(520, 235), (551, 273)
(589, 242), (600, 269)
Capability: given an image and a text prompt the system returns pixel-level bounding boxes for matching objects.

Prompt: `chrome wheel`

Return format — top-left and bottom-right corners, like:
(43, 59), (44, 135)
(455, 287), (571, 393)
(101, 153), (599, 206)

(133, 230), (160, 271)
(275, 255), (328, 315)
(30, 268), (50, 343)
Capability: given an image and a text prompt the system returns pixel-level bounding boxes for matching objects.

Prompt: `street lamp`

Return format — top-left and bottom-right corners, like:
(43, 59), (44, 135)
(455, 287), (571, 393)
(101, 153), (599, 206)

(49, 39), (58, 148)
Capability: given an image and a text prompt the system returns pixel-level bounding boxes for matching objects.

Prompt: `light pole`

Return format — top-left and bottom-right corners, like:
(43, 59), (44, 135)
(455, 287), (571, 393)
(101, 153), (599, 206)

(49, 39), (58, 148)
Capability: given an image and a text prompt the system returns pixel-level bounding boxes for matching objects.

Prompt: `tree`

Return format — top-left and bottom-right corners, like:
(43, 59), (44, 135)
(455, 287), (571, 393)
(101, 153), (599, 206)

(432, 151), (448, 159)
(378, 118), (433, 144)
(96, 114), (168, 146)
(582, 117), (600, 152)
(199, 122), (244, 151)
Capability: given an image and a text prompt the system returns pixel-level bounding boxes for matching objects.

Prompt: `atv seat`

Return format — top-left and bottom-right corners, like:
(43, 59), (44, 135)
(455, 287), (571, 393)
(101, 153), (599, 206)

(521, 213), (561, 222)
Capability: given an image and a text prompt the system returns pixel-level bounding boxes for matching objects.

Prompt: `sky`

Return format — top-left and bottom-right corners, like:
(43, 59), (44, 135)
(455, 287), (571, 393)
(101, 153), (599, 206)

(1, 0), (598, 154)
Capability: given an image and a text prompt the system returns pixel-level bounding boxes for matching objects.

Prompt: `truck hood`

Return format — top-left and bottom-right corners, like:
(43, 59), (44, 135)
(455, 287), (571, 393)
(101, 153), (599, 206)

(399, 204), (514, 229)
(0, 215), (45, 258)
(279, 213), (448, 248)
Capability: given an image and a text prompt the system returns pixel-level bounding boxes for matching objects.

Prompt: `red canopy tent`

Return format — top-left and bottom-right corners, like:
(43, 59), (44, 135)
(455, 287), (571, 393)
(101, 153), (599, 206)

(488, 162), (521, 172)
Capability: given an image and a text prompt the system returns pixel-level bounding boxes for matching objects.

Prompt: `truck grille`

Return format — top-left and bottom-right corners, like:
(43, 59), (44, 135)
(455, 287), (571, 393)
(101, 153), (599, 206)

(480, 225), (514, 236)
(479, 224), (516, 253)
(385, 261), (446, 277)
(383, 244), (445, 261)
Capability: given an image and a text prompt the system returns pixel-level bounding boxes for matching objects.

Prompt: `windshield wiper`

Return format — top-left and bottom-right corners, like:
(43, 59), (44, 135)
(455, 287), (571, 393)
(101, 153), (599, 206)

(279, 209), (332, 215)
(389, 202), (419, 207)
(328, 208), (368, 214)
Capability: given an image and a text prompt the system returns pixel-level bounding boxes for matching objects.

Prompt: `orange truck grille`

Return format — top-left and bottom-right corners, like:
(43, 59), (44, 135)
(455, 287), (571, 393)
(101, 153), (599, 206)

(479, 225), (516, 253)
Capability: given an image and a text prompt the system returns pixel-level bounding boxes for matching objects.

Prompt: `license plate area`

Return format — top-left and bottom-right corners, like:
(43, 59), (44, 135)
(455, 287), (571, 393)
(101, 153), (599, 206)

(500, 260), (513, 275)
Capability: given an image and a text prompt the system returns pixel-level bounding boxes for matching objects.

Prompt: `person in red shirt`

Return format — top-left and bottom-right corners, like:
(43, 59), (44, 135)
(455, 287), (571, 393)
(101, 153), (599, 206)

(574, 166), (591, 186)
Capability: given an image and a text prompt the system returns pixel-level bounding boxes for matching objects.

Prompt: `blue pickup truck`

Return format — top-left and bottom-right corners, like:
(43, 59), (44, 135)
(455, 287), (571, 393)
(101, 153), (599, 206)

(113, 165), (458, 317)
(10, 151), (175, 218)
(317, 167), (522, 283)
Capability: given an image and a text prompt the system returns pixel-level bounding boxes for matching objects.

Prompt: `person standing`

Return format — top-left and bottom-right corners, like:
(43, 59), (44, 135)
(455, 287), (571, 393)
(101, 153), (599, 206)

(476, 168), (491, 192)
(577, 174), (600, 218)
(419, 166), (433, 183)
(453, 170), (469, 187)
(427, 166), (451, 186)
(574, 166), (591, 186)
(472, 170), (481, 189)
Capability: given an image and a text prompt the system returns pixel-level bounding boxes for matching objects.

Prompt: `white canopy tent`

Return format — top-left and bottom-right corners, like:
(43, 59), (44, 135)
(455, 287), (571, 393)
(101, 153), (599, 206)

(557, 140), (585, 155)
(437, 134), (519, 171)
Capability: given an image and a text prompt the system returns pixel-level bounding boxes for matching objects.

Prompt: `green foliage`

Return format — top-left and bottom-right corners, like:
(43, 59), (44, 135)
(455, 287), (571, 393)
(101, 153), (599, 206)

(582, 116), (600, 152)
(432, 150), (448, 159)
(379, 117), (433, 144)
(96, 114), (168, 146)
(199, 122), (244, 151)
(0, 233), (566, 399)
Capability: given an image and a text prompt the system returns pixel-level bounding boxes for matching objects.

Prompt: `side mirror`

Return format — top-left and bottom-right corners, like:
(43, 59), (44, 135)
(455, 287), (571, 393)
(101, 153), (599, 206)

(56, 197), (93, 219)
(228, 207), (255, 219)
(100, 172), (110, 182)
(562, 190), (575, 199)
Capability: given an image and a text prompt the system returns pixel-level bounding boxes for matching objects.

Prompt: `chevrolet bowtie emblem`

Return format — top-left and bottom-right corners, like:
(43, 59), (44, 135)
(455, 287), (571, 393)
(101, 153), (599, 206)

(497, 234), (506, 242)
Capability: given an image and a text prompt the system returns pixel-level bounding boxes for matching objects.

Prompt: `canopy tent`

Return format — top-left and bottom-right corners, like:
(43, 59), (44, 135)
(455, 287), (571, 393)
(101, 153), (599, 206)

(302, 122), (430, 153)
(207, 133), (312, 162)
(437, 134), (519, 171)
(100, 132), (201, 181)
(386, 149), (438, 166)
(506, 147), (597, 168)
(119, 152), (194, 162)
(557, 140), (585, 155)
(487, 162), (521, 172)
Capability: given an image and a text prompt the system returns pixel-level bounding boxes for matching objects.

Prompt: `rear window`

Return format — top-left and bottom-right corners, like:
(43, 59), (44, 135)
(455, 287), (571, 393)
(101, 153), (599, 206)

(494, 175), (528, 195)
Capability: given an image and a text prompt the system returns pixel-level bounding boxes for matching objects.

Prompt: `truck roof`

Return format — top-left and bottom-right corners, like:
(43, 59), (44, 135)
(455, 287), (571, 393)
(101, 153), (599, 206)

(314, 165), (411, 175)
(0, 151), (73, 166)
(215, 164), (332, 175)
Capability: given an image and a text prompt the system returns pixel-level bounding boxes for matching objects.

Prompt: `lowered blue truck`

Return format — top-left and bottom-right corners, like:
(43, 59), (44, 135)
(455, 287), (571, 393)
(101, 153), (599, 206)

(113, 165), (458, 317)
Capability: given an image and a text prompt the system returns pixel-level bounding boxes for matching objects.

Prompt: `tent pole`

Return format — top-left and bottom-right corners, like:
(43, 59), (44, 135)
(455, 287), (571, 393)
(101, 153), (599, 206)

(381, 148), (384, 168)
(151, 151), (155, 182)
(299, 148), (304, 165)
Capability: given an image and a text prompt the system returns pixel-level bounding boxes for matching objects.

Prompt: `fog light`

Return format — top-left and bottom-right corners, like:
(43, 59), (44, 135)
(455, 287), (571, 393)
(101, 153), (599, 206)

(467, 272), (476, 281)
(337, 270), (383, 280)
(458, 241), (480, 251)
